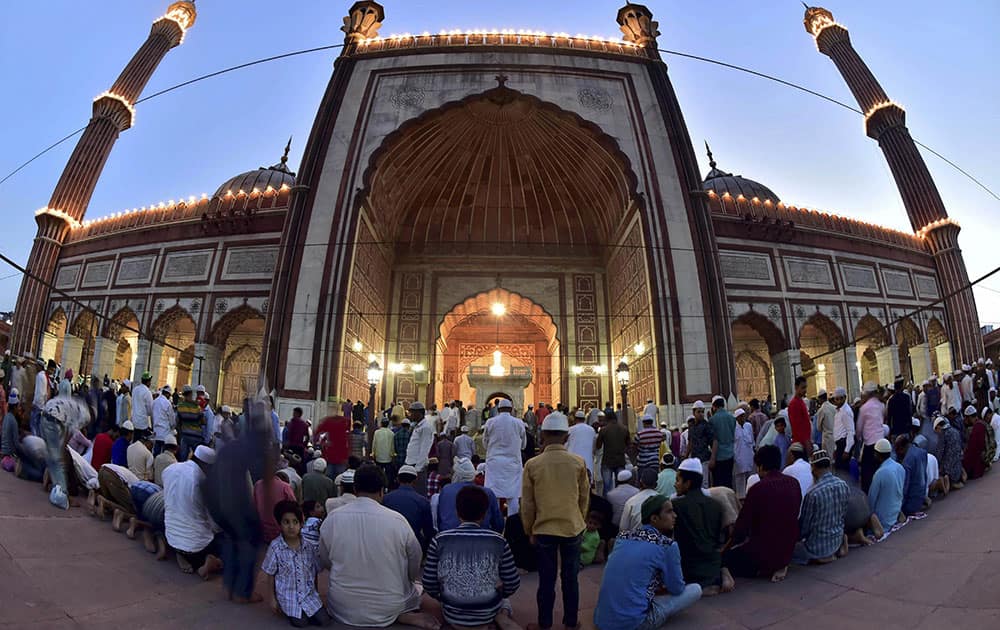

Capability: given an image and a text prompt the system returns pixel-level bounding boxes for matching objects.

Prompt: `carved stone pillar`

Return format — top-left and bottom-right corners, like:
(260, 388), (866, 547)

(909, 343), (932, 383)
(771, 349), (799, 402)
(875, 345), (900, 385)
(61, 334), (84, 375)
(91, 337), (119, 381)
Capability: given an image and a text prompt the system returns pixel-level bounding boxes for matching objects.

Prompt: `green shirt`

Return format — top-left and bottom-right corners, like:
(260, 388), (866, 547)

(656, 468), (677, 497)
(580, 529), (601, 565)
(671, 489), (723, 587)
(372, 427), (396, 464)
(709, 410), (736, 461)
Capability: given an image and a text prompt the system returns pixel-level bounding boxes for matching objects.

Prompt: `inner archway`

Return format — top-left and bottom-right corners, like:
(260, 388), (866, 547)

(731, 311), (787, 402)
(151, 306), (197, 389)
(105, 307), (140, 382)
(855, 314), (890, 385)
(799, 313), (844, 397)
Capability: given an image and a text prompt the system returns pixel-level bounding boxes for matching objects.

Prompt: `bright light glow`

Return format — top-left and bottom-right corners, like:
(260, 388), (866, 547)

(593, 364), (608, 375)
(489, 350), (506, 377)
(368, 353), (377, 362)
(351, 340), (363, 352)
(411, 363), (426, 372)
(916, 217), (960, 239)
(93, 91), (136, 124)
(817, 363), (826, 371)
(616, 360), (630, 386)
(35, 207), (81, 229)
(571, 365), (585, 375)
(367, 360), (383, 386)
(491, 302), (506, 316)
(634, 342), (646, 355)
(389, 362), (405, 374)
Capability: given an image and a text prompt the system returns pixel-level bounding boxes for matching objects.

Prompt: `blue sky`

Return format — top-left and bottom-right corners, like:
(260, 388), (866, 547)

(1, 1), (998, 325)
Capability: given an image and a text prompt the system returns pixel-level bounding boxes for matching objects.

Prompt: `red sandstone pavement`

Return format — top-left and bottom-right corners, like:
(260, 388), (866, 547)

(2, 470), (1000, 630)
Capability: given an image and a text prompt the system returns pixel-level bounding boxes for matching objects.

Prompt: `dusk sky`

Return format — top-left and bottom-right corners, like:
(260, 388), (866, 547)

(1, 1), (997, 326)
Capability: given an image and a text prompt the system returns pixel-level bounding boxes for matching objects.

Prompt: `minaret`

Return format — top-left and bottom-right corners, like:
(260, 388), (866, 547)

(11, 2), (197, 356)
(803, 5), (983, 362)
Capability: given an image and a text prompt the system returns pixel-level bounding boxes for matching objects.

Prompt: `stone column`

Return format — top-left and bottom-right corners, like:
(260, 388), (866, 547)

(934, 342), (953, 376)
(875, 345), (900, 385)
(771, 349), (799, 402)
(192, 343), (222, 397)
(829, 345), (853, 396)
(40, 332), (59, 363)
(61, 334), (84, 375)
(132, 339), (164, 382)
(91, 337), (118, 381)
(909, 343), (932, 383)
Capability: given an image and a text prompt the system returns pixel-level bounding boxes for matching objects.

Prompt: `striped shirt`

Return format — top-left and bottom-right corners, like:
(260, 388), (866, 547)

(798, 471), (849, 560)
(422, 522), (520, 627)
(636, 427), (665, 468)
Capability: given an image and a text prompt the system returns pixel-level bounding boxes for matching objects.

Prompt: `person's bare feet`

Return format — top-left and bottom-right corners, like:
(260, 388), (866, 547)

(397, 611), (441, 630)
(155, 534), (168, 561)
(126, 517), (139, 539)
(942, 476), (950, 496)
(494, 610), (522, 630)
(836, 534), (849, 558)
(770, 566), (788, 582)
(702, 585), (721, 597)
(111, 509), (127, 532)
(231, 592), (263, 604)
(142, 529), (157, 553)
(720, 568), (735, 593)
(176, 553), (193, 574)
(197, 554), (222, 580)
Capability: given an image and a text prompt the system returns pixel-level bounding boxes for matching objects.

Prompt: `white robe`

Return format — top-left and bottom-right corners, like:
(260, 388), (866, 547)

(483, 411), (526, 499)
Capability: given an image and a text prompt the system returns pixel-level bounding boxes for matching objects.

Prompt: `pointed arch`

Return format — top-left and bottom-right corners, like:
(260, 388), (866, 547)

(103, 306), (140, 341)
(150, 305), (196, 344)
(210, 304), (265, 347)
(732, 311), (787, 356)
(855, 314), (890, 350)
(221, 343), (262, 410)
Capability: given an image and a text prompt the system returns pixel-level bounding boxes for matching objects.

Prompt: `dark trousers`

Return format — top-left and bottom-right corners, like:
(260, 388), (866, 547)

(179, 433), (203, 462)
(834, 438), (850, 471)
(536, 534), (581, 629)
(289, 607), (331, 627)
(376, 462), (395, 489)
(152, 440), (165, 457)
(860, 443), (877, 493)
(713, 458), (734, 489)
(221, 534), (257, 599)
(722, 544), (762, 578)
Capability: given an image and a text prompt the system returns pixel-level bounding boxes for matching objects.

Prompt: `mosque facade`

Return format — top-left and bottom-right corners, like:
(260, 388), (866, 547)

(10, 2), (984, 419)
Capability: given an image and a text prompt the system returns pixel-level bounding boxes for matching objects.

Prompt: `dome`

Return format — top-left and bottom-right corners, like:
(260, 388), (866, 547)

(701, 143), (780, 203)
(213, 139), (296, 198)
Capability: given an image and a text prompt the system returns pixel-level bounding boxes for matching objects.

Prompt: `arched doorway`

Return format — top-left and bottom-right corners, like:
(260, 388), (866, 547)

(799, 313), (845, 397)
(434, 288), (558, 413)
(211, 306), (266, 409)
(69, 310), (98, 376)
(104, 307), (140, 382)
(42, 308), (67, 365)
(927, 317), (951, 376)
(731, 311), (787, 402)
(855, 314), (890, 385)
(896, 317), (923, 383)
(221, 344), (261, 410)
(151, 306), (197, 389)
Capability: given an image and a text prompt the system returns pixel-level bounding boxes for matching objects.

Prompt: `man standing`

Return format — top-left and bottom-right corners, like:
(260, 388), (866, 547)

(732, 409), (755, 499)
(283, 407), (310, 461)
(594, 495), (702, 630)
(566, 409), (597, 482)
(176, 385), (205, 462)
(857, 383), (886, 493)
(315, 413), (350, 481)
(636, 415), (665, 480)
(596, 410), (630, 496)
(685, 401), (715, 487)
(888, 376), (913, 439)
(404, 402), (435, 495)
(130, 371), (155, 435)
(795, 449), (849, 564)
(815, 389), (837, 456)
(31, 358), (54, 437)
(151, 385), (174, 456)
(116, 380), (132, 429)
(483, 398), (526, 505)
(832, 387), (855, 471)
(868, 438), (905, 532)
(521, 411), (589, 630)
(642, 399), (659, 432)
(453, 425), (474, 461)
(787, 376), (811, 458)
(372, 418), (396, 484)
(708, 397), (736, 489)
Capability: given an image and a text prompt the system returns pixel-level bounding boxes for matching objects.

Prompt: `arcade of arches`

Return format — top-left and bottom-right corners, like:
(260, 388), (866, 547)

(731, 309), (954, 402)
(41, 304), (267, 410)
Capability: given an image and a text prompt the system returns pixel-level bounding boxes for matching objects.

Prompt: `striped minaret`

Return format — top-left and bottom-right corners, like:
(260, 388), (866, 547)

(804, 5), (983, 363)
(12, 2), (197, 356)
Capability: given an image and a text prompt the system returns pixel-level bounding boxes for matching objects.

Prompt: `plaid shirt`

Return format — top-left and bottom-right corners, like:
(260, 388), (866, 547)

(426, 471), (441, 498)
(349, 430), (366, 459)
(260, 536), (323, 618)
(394, 428), (412, 466)
(798, 471), (849, 559)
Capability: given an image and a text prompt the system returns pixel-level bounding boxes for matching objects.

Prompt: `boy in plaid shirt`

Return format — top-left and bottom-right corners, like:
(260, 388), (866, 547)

(262, 500), (331, 627)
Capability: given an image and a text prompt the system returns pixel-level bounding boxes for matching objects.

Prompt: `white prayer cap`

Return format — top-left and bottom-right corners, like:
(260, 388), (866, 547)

(476, 463), (486, 474)
(409, 401), (425, 411)
(312, 457), (327, 472)
(340, 470), (355, 484)
(461, 425), (469, 432)
(962, 364), (972, 371)
(862, 382), (878, 394)
(398, 464), (419, 477)
(964, 405), (978, 416)
(194, 445), (216, 464)
(196, 384), (206, 393)
(734, 408), (746, 418)
(121, 420), (135, 431)
(833, 387), (847, 398)
(497, 398), (513, 409)
(163, 434), (178, 446)
(921, 380), (929, 387)
(987, 359), (994, 365)
(991, 387), (997, 393)
(692, 400), (705, 410)
(686, 415), (695, 422)
(122, 379), (131, 388)
(887, 383), (895, 392)
(817, 388), (827, 397)
(616, 469), (633, 482)
(912, 417), (921, 427)
(678, 458), (704, 474)
(574, 410), (585, 419)
(929, 373), (938, 381)
(874, 438), (892, 454)
(853, 396), (862, 404)
(934, 417), (949, 429)
(712, 395), (725, 405)
(983, 407), (994, 419)
(598, 411), (606, 417)
(221, 405), (232, 414)
(978, 358), (986, 365)
(541, 412), (569, 432)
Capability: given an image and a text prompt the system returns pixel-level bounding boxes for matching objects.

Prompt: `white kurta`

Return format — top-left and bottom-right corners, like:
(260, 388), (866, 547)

(566, 422), (597, 475)
(483, 412), (526, 499)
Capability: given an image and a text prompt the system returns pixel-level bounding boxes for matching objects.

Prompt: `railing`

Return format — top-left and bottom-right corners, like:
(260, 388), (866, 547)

(468, 365), (532, 379)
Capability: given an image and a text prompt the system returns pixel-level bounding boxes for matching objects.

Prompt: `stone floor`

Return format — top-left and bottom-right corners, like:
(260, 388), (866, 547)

(2, 468), (999, 629)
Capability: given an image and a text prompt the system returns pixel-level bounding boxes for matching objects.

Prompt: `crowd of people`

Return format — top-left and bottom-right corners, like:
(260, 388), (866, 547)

(2, 346), (999, 629)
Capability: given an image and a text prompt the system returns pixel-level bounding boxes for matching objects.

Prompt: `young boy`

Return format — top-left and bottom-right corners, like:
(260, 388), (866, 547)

(580, 510), (608, 567)
(262, 500), (331, 627)
(773, 417), (791, 466)
(300, 500), (325, 546)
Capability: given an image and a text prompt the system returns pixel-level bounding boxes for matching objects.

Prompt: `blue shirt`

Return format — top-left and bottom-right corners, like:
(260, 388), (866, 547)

(436, 481), (504, 533)
(900, 445), (928, 515)
(594, 525), (688, 630)
(382, 485), (435, 549)
(111, 437), (129, 466)
(869, 457), (906, 530)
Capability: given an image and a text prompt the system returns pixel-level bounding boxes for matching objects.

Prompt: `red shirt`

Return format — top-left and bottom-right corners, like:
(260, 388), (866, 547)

(253, 477), (296, 542)
(788, 397), (811, 447)
(315, 416), (350, 465)
(284, 417), (310, 449)
(91, 433), (113, 470)
(535, 407), (549, 427)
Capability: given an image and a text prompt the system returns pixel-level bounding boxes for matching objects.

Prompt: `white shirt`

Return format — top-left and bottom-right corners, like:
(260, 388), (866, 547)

(483, 411), (527, 499)
(203, 404), (216, 442)
(454, 433), (474, 460)
(734, 422), (755, 474)
(130, 384), (155, 431)
(152, 395), (175, 441)
(783, 459), (813, 500)
(926, 453), (939, 489)
(679, 428), (689, 457)
(405, 418), (435, 471)
(33, 370), (49, 408)
(606, 483), (639, 526)
(566, 422), (597, 475)
(318, 497), (422, 627)
(116, 393), (131, 427)
(126, 440), (155, 481)
(991, 415), (1000, 462)
(619, 488), (658, 532)
(960, 374), (974, 403)
(643, 402), (659, 421)
(443, 407), (459, 433)
(163, 460), (215, 553)
(834, 404), (855, 454)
